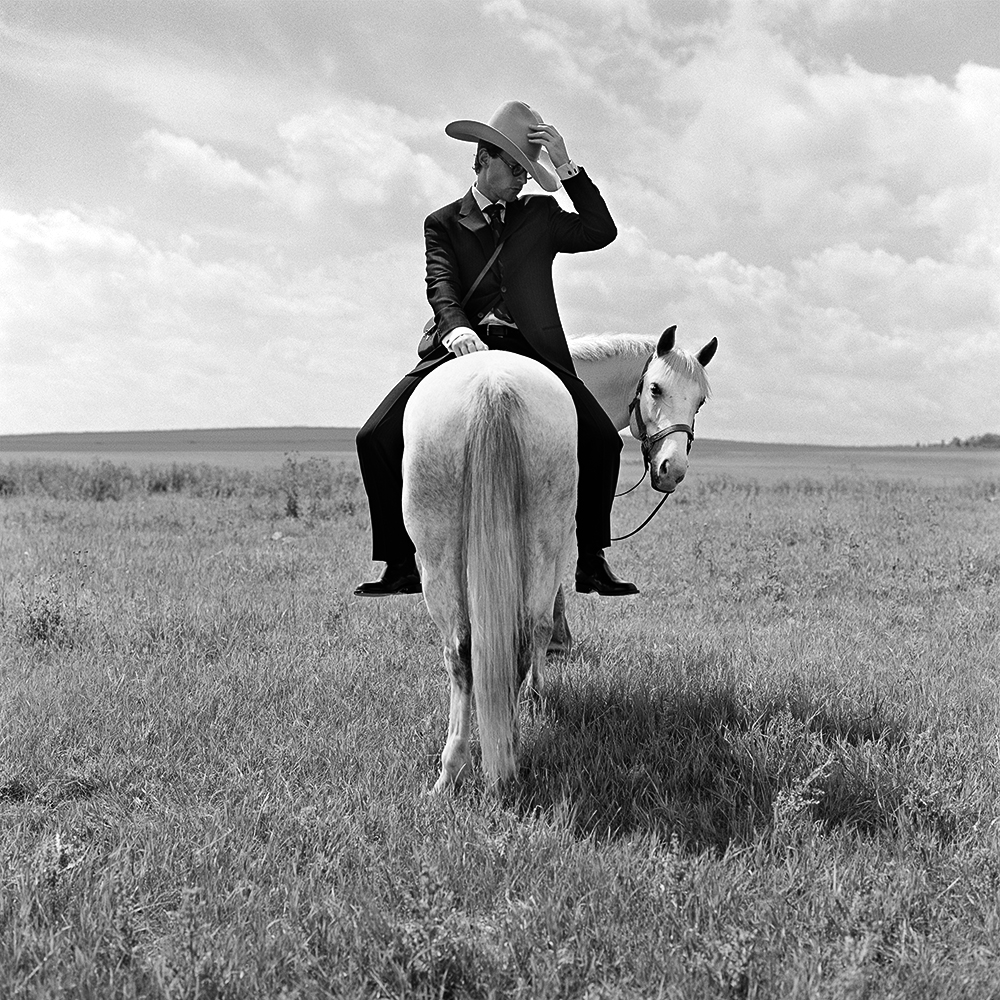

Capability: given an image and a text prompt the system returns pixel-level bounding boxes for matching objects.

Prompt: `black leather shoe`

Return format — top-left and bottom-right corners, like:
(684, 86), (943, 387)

(354, 558), (422, 596)
(576, 550), (639, 596)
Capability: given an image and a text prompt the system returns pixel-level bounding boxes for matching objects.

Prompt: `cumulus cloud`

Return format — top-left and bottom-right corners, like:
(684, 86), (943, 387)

(141, 131), (267, 191)
(482, 0), (530, 20)
(138, 130), (322, 214)
(609, 23), (1000, 267)
(279, 99), (458, 209)
(0, 206), (424, 432)
(133, 97), (460, 227)
(509, 2), (1000, 442)
(2, 1), (997, 442)
(0, 207), (140, 258)
(560, 232), (996, 442)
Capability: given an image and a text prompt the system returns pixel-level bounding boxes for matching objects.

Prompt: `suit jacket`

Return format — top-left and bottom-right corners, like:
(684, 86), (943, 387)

(415, 168), (617, 376)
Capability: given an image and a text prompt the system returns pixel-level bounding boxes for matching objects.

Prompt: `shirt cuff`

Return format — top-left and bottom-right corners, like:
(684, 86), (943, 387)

(556, 160), (580, 180)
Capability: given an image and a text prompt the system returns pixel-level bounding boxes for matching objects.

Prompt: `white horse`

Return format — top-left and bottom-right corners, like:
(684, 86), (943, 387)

(403, 351), (577, 790)
(403, 326), (716, 791)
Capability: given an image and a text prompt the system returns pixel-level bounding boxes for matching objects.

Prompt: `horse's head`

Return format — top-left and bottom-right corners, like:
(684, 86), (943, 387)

(628, 325), (717, 493)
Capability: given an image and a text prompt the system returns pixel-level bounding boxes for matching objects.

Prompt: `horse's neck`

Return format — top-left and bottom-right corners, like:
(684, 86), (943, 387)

(574, 354), (634, 430)
(573, 336), (658, 431)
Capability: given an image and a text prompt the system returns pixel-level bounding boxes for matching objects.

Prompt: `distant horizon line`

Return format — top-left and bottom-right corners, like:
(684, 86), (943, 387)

(0, 425), (962, 451)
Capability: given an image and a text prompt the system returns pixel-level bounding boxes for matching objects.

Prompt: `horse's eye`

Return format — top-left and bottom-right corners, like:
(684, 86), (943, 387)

(649, 383), (662, 397)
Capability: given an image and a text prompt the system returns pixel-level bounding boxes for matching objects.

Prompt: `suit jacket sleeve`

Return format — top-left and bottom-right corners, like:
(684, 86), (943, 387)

(545, 168), (617, 254)
(424, 211), (471, 345)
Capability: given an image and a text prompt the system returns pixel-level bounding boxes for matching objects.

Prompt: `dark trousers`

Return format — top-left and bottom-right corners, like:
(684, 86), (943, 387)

(356, 331), (623, 562)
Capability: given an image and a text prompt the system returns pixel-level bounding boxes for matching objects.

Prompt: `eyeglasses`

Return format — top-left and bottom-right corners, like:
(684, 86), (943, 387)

(492, 151), (527, 179)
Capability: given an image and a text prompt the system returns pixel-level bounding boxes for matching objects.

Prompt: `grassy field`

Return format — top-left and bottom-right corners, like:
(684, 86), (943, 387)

(1, 453), (999, 998)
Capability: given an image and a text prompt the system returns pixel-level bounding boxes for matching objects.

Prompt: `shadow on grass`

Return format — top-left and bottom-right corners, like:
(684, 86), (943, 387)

(507, 655), (956, 852)
(0, 773), (105, 806)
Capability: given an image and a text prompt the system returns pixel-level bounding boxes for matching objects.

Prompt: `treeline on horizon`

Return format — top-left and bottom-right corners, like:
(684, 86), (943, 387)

(938, 433), (1000, 449)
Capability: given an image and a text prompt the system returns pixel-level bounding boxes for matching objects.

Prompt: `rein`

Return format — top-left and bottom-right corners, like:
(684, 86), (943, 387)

(611, 351), (696, 541)
(611, 492), (671, 541)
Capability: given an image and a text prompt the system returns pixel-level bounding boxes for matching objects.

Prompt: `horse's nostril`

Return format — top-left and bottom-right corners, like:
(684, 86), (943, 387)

(657, 462), (684, 485)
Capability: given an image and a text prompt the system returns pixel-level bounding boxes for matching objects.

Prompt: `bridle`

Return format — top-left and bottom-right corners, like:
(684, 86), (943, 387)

(611, 352), (697, 541)
(619, 352), (697, 488)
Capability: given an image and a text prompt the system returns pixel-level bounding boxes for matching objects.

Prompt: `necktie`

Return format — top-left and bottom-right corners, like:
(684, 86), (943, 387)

(483, 203), (513, 324)
(484, 203), (503, 244)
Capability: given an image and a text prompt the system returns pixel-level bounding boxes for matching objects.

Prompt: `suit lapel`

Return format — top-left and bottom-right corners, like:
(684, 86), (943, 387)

(458, 188), (485, 230)
(457, 190), (535, 273)
(458, 189), (493, 258)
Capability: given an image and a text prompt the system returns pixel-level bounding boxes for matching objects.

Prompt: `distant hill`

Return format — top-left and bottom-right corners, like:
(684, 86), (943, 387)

(0, 427), (358, 453)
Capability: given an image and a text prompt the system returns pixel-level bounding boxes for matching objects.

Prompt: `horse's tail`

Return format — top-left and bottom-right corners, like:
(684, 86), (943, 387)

(464, 376), (529, 785)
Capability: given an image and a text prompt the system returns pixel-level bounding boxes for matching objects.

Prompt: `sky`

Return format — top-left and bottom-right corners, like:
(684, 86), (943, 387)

(1, 0), (998, 446)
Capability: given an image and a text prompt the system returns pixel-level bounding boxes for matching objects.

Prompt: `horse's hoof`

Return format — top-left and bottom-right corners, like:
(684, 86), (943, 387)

(430, 776), (451, 795)
(432, 758), (470, 794)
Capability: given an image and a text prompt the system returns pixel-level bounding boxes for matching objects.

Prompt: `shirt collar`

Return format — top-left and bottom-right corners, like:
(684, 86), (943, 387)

(471, 184), (504, 218)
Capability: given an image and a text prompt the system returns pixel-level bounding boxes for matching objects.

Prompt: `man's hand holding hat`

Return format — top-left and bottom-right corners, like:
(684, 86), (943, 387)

(526, 123), (569, 170)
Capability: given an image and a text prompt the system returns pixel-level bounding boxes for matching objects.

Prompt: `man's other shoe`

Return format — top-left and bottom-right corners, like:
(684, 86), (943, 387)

(575, 550), (639, 596)
(354, 558), (422, 596)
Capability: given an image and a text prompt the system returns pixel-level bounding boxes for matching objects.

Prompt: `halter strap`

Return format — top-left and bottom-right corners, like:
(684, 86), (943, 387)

(645, 423), (694, 453)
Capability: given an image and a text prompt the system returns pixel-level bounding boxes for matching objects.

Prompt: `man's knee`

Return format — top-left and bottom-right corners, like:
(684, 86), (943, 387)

(356, 419), (382, 464)
(576, 407), (622, 452)
(357, 378), (416, 458)
(356, 419), (376, 451)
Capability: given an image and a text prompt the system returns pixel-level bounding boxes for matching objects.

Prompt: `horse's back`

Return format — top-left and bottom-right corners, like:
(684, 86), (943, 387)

(404, 351), (574, 442)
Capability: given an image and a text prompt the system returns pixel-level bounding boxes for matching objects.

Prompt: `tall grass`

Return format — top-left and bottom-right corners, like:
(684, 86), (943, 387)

(0, 454), (360, 517)
(1, 458), (998, 998)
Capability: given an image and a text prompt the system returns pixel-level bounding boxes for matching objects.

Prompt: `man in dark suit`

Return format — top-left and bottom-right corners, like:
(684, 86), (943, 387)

(355, 101), (636, 597)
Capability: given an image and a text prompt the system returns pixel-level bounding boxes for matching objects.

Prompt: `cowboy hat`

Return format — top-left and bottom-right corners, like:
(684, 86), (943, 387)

(446, 101), (559, 192)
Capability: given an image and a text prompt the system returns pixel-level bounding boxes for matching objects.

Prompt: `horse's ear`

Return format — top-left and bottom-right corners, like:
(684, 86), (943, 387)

(656, 325), (677, 357)
(697, 337), (718, 367)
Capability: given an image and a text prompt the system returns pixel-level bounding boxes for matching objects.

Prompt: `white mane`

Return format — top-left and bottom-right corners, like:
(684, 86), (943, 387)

(570, 332), (712, 397)
(569, 332), (657, 364)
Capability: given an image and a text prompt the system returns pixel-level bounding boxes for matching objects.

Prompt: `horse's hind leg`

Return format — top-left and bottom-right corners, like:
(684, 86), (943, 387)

(525, 576), (560, 701)
(433, 627), (473, 793)
(524, 613), (553, 705)
(546, 585), (572, 657)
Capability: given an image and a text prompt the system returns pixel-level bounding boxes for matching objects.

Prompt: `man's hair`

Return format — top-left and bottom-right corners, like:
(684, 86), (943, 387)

(473, 141), (503, 173)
